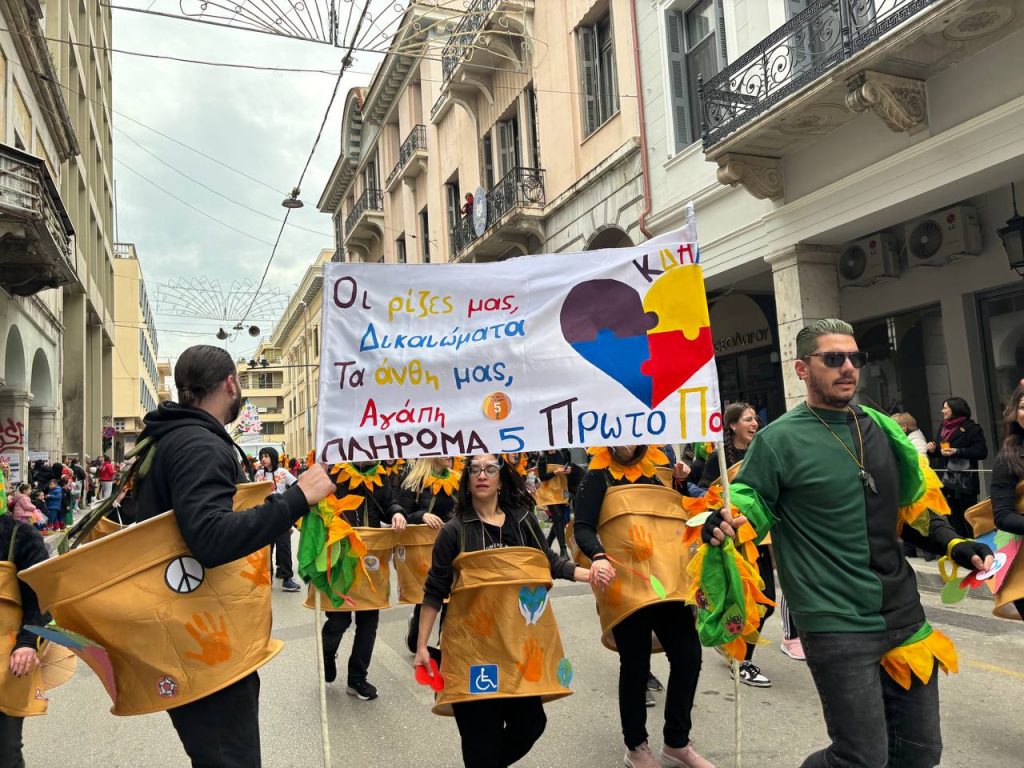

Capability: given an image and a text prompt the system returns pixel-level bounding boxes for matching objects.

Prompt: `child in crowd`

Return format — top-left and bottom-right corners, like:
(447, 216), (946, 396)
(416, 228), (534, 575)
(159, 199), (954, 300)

(58, 476), (73, 529)
(45, 479), (63, 531)
(9, 483), (39, 526)
(31, 489), (48, 531)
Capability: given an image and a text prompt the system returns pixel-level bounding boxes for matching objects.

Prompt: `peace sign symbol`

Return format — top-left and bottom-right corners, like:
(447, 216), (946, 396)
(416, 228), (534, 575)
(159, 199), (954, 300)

(164, 556), (206, 594)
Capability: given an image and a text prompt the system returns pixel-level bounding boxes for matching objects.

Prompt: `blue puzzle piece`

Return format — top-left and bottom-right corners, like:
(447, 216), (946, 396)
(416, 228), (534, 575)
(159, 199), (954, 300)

(571, 328), (653, 407)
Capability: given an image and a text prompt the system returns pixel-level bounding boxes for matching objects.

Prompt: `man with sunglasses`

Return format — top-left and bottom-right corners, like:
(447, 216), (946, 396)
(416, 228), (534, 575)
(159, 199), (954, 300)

(700, 318), (993, 768)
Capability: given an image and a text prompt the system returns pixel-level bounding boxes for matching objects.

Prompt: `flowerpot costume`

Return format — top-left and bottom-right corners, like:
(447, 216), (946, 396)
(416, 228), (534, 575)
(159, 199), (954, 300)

(695, 404), (993, 768)
(572, 446), (705, 757)
(968, 452), (1024, 621)
(422, 500), (577, 768)
(0, 516), (51, 766)
(312, 462), (407, 693)
(536, 450), (572, 557)
(24, 402), (308, 768)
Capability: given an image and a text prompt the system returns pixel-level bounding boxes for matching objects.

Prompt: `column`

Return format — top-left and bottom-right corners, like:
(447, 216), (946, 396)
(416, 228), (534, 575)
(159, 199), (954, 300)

(766, 244), (841, 411)
(0, 390), (33, 484)
(87, 322), (103, 457)
(29, 407), (59, 461)
(62, 292), (87, 459)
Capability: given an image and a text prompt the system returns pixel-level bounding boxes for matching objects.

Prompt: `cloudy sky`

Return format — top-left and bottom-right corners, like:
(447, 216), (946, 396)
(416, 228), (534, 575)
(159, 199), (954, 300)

(111, 0), (406, 364)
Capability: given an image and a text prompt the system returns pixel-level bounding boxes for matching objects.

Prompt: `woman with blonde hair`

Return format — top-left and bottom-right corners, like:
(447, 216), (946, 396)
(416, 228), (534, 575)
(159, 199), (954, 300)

(892, 412), (928, 455)
(401, 457), (460, 652)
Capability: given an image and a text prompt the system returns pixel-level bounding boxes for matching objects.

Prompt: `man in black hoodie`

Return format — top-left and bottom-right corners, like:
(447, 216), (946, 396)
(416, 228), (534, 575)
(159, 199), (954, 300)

(134, 345), (335, 768)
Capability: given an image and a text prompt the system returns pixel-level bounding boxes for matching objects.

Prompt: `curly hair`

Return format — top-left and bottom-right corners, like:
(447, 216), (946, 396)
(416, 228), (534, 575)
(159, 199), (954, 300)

(1000, 385), (1024, 477)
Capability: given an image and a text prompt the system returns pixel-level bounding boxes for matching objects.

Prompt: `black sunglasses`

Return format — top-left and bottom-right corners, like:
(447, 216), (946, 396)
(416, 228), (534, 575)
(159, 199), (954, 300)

(804, 351), (869, 369)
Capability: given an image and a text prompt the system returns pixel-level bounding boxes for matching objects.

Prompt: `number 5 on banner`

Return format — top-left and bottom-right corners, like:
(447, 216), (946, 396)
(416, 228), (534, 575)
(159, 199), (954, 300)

(499, 427), (526, 452)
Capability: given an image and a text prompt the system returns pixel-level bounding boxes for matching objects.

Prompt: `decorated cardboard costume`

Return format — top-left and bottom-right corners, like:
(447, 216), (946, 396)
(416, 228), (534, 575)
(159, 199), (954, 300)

(0, 525), (48, 718)
(965, 478), (1024, 620)
(305, 526), (400, 612)
(433, 547), (572, 715)
(20, 482), (282, 716)
(395, 525), (440, 605)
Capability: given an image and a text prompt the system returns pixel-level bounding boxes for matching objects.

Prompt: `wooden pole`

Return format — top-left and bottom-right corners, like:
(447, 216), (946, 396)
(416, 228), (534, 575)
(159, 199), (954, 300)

(716, 446), (742, 768)
(313, 588), (333, 768)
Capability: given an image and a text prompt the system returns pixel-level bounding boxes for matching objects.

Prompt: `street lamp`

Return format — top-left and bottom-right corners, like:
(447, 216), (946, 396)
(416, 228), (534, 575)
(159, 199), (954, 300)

(998, 183), (1024, 278)
(282, 187), (304, 209)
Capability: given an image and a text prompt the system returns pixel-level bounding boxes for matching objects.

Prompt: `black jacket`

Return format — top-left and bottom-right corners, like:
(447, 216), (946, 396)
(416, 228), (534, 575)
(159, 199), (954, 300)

(0, 516), (49, 649)
(404, 485), (457, 525)
(991, 450), (1024, 535)
(134, 402), (309, 568)
(928, 419), (989, 497)
(422, 504), (576, 611)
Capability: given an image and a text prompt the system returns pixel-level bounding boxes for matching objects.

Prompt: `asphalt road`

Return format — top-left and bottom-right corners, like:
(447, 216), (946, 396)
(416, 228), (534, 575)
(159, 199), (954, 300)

(22, 536), (1024, 767)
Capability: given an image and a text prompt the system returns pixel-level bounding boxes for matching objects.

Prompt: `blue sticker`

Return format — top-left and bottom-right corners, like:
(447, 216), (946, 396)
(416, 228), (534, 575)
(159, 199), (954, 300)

(469, 664), (499, 694)
(557, 657), (573, 687)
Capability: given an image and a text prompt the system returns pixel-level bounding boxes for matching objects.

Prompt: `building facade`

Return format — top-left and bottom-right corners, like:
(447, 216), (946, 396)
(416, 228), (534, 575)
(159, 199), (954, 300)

(111, 243), (158, 460)
(0, 0), (78, 481)
(318, 0), (648, 265)
(49, 0), (116, 462)
(156, 359), (172, 403)
(271, 249), (331, 459)
(637, 0), (1024, 453)
(235, 340), (286, 441)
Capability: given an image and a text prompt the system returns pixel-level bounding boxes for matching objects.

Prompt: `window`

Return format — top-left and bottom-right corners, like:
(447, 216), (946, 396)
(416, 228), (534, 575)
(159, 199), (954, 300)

(978, 285), (1024, 446)
(333, 213), (344, 250)
(496, 117), (520, 177)
(526, 85), (542, 169)
(445, 180), (461, 233)
(482, 132), (495, 189)
(364, 152), (380, 192)
(313, 326), (319, 355)
(666, 0), (727, 151)
(578, 12), (619, 136)
(396, 234), (407, 264)
(420, 209), (431, 263)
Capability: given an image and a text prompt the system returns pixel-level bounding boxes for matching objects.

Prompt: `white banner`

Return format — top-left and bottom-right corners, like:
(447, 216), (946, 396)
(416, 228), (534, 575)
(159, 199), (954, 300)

(315, 209), (722, 462)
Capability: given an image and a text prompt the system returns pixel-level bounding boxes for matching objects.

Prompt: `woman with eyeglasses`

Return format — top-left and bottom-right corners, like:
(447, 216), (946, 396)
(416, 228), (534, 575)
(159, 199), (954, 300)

(413, 454), (597, 768)
(926, 397), (989, 537)
(573, 444), (712, 768)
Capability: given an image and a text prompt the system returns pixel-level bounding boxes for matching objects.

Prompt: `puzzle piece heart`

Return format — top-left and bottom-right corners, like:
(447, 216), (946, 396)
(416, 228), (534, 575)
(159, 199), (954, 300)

(560, 267), (714, 408)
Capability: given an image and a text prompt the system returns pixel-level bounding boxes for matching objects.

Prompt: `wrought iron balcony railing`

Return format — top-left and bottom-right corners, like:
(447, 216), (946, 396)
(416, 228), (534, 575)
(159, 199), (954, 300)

(386, 125), (428, 187)
(0, 144), (75, 296)
(699, 0), (940, 150)
(441, 0), (498, 83)
(344, 188), (384, 237)
(450, 166), (545, 258)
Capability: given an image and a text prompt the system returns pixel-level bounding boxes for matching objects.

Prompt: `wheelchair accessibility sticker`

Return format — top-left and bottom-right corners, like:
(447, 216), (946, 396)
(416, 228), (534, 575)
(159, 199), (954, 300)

(469, 664), (499, 694)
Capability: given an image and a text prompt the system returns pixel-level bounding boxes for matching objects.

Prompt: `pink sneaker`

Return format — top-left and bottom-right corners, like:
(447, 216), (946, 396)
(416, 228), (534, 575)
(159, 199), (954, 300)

(624, 742), (660, 768)
(662, 742), (716, 768)
(780, 636), (806, 661)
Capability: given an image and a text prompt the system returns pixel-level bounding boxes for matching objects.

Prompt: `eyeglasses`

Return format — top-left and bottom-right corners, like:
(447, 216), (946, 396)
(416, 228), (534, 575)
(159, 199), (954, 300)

(468, 463), (501, 477)
(804, 351), (869, 369)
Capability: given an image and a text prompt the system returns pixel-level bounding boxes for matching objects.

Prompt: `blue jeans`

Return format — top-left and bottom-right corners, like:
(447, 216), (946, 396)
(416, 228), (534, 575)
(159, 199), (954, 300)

(800, 624), (942, 768)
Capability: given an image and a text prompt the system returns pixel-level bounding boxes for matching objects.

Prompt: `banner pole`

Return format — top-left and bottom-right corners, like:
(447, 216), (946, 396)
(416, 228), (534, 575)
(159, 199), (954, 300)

(314, 588), (333, 768)
(716, 446), (742, 768)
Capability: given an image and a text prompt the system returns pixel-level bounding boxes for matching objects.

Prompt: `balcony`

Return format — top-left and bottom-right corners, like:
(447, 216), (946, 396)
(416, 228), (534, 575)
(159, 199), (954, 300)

(343, 188), (385, 250)
(385, 125), (428, 191)
(0, 144), (75, 296)
(698, 0), (1024, 199)
(431, 0), (534, 123)
(450, 166), (545, 261)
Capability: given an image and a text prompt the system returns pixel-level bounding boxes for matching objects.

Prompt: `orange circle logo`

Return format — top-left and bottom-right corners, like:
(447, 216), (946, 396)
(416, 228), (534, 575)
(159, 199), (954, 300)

(483, 392), (511, 420)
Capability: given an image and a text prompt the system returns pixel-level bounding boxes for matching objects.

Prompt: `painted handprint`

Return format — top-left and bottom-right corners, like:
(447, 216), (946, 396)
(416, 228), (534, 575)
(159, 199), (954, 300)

(414, 555), (430, 579)
(518, 586), (550, 625)
(516, 638), (544, 683)
(464, 600), (496, 639)
(240, 548), (271, 587)
(603, 576), (624, 607)
(628, 524), (654, 562)
(184, 612), (231, 666)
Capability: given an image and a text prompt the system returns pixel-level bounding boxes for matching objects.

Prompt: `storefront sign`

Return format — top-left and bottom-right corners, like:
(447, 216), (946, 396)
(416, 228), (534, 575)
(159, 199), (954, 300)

(316, 212), (723, 461)
(711, 294), (773, 355)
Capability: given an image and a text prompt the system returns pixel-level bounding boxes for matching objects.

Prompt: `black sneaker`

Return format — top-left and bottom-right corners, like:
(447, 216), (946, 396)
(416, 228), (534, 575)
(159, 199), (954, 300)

(646, 672), (663, 692)
(645, 688), (656, 707)
(734, 661), (771, 688)
(324, 653), (337, 684)
(347, 679), (378, 701)
(282, 578), (301, 592)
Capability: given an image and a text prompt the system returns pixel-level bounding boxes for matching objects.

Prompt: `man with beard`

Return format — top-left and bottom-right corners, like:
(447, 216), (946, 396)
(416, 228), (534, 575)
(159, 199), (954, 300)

(133, 345), (335, 767)
(701, 319), (993, 768)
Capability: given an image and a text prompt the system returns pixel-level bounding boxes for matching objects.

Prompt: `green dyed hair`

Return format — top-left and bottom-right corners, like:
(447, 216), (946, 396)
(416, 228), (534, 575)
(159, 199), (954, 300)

(795, 318), (855, 359)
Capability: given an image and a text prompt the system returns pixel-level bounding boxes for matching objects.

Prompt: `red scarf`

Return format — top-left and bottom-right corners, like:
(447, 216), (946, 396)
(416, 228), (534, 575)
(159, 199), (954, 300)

(939, 416), (966, 443)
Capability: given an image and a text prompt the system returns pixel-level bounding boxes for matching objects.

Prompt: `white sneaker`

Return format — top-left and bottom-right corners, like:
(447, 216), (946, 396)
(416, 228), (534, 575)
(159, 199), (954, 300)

(624, 741), (660, 768)
(732, 661), (771, 688)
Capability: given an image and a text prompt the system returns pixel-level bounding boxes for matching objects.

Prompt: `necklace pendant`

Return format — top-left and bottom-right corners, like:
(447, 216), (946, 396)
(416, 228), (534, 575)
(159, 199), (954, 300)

(859, 469), (878, 494)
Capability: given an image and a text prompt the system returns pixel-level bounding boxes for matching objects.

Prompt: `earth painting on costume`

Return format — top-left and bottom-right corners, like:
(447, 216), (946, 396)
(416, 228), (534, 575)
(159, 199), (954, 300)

(518, 585), (549, 625)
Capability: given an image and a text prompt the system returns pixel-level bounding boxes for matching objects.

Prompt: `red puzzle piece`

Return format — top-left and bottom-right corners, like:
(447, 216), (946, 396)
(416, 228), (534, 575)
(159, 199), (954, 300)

(639, 327), (715, 408)
(414, 659), (444, 691)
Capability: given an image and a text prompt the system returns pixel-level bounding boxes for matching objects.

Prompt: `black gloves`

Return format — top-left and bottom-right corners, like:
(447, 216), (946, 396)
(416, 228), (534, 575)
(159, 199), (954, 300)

(700, 509), (727, 545)
(950, 539), (994, 570)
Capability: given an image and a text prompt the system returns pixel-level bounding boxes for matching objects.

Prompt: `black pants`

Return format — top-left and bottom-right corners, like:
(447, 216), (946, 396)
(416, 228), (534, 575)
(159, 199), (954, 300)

(322, 610), (379, 683)
(0, 713), (24, 768)
(800, 625), (942, 768)
(167, 672), (262, 768)
(272, 527), (293, 580)
(745, 544), (776, 661)
(1014, 598), (1024, 622)
(544, 504), (568, 553)
(452, 696), (547, 768)
(943, 490), (977, 539)
(610, 601), (702, 751)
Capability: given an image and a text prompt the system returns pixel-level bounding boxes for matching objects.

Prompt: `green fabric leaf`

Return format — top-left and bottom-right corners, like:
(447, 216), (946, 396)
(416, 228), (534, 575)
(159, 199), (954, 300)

(693, 540), (747, 648)
(296, 506), (359, 609)
(649, 574), (667, 600)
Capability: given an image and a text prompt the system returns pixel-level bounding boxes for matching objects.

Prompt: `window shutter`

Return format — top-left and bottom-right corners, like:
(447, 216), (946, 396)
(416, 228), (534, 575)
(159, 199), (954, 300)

(497, 121), (516, 177)
(667, 10), (689, 150)
(578, 25), (598, 135)
(716, 0), (728, 64)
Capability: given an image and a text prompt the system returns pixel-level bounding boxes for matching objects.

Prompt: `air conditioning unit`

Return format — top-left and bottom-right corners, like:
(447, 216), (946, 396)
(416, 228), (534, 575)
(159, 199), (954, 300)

(837, 233), (902, 287)
(904, 206), (982, 267)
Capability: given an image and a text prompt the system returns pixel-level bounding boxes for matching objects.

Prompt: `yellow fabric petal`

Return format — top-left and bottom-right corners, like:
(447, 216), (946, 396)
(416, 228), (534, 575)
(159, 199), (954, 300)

(880, 629), (958, 690)
(898, 457), (950, 536)
(721, 636), (746, 661)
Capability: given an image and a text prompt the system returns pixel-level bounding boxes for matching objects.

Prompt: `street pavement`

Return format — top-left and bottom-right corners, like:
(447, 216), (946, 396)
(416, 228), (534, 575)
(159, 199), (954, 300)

(23, 533), (1024, 767)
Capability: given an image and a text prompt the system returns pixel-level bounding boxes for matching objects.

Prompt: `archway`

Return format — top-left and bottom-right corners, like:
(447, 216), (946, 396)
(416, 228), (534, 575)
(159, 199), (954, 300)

(586, 226), (634, 251)
(29, 348), (57, 459)
(3, 326), (25, 389)
(0, 326), (28, 480)
(30, 348), (53, 407)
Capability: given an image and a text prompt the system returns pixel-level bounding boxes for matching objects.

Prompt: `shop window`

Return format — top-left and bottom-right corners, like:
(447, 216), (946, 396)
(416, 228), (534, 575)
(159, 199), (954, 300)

(853, 305), (949, 439)
(978, 285), (1024, 444)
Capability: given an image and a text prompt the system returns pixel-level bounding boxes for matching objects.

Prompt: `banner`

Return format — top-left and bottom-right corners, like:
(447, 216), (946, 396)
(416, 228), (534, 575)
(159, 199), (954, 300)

(316, 206), (722, 461)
